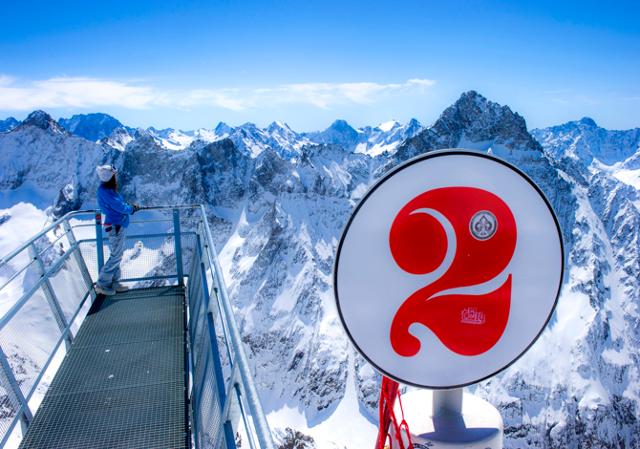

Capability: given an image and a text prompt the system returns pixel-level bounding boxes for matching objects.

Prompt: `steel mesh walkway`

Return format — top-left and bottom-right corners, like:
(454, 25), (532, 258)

(18, 286), (189, 449)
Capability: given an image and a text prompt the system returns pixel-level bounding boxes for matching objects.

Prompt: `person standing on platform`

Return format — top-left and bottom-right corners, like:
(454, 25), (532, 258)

(95, 164), (140, 295)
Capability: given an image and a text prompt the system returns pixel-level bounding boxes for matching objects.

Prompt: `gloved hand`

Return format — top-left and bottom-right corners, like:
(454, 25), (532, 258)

(132, 203), (141, 214)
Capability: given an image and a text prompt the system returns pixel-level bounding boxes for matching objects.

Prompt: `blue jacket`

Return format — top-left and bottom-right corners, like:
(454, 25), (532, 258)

(97, 185), (134, 228)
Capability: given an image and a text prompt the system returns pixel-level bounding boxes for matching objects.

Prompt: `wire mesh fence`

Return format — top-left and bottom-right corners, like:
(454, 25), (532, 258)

(47, 255), (87, 325)
(0, 286), (62, 401)
(0, 367), (21, 446)
(186, 218), (272, 449)
(78, 223), (196, 287)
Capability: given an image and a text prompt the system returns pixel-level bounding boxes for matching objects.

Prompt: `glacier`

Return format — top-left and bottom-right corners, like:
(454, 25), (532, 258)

(0, 91), (638, 448)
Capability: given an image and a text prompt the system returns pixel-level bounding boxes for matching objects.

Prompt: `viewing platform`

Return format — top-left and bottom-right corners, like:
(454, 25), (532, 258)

(0, 206), (274, 449)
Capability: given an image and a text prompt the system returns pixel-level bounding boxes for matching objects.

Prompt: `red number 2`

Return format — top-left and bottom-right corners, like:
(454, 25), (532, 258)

(389, 187), (517, 357)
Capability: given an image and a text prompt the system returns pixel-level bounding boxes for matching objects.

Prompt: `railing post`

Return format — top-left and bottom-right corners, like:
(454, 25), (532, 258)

(29, 243), (72, 349)
(0, 346), (33, 434)
(62, 219), (95, 294)
(95, 212), (104, 272)
(202, 264), (227, 404)
(200, 231), (233, 364)
(185, 248), (200, 449)
(232, 383), (258, 449)
(201, 259), (237, 449)
(173, 208), (184, 286)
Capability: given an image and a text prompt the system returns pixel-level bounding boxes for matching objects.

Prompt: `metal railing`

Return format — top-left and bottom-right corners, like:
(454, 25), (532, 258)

(0, 205), (274, 449)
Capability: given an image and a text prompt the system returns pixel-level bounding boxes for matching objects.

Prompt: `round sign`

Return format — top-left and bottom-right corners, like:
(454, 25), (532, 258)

(334, 149), (563, 388)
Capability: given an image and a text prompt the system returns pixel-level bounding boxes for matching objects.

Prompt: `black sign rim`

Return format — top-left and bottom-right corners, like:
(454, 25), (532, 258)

(333, 148), (565, 389)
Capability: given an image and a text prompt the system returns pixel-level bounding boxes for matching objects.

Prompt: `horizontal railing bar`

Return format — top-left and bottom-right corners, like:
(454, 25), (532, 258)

(16, 232), (73, 279)
(120, 232), (174, 240)
(0, 229), (75, 293)
(0, 245), (76, 331)
(76, 231), (197, 245)
(69, 223), (94, 229)
(0, 205), (200, 268)
(0, 212), (95, 268)
(129, 217), (202, 224)
(139, 205), (201, 211)
(128, 219), (173, 224)
(118, 274), (180, 283)
(71, 215), (199, 229)
(30, 228), (72, 258)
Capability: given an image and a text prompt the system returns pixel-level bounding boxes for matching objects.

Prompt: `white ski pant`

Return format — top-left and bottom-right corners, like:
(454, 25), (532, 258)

(97, 226), (125, 288)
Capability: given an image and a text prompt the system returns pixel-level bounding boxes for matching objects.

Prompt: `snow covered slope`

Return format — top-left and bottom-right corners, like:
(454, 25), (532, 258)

(0, 92), (638, 448)
(0, 110), (117, 211)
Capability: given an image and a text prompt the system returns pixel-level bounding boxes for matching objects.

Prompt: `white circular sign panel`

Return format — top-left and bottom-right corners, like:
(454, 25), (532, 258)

(334, 149), (564, 388)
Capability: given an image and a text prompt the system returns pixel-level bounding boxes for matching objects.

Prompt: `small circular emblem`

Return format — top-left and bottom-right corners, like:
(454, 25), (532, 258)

(470, 210), (497, 240)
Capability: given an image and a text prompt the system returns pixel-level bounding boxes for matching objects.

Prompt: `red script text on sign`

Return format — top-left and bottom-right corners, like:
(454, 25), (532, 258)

(389, 187), (517, 357)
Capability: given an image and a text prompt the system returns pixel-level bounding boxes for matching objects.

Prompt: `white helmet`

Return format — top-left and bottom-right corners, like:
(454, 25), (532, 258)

(96, 164), (117, 182)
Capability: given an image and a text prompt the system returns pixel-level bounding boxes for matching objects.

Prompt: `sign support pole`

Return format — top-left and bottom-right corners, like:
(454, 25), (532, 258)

(393, 388), (503, 449)
(432, 388), (462, 416)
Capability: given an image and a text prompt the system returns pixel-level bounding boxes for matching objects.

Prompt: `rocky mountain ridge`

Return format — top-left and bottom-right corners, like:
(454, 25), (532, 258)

(0, 117), (19, 133)
(58, 112), (129, 142)
(0, 92), (638, 448)
(2, 111), (425, 157)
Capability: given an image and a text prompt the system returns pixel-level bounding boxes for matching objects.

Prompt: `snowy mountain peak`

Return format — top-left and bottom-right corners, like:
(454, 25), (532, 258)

(19, 110), (67, 135)
(58, 112), (125, 141)
(239, 122), (259, 131)
(376, 120), (400, 132)
(267, 121), (292, 132)
(578, 117), (598, 127)
(401, 119), (424, 142)
(442, 90), (525, 130)
(37, 109), (424, 159)
(429, 90), (537, 151)
(0, 117), (19, 133)
(458, 89), (483, 102)
(533, 117), (640, 167)
(99, 127), (135, 151)
(214, 121), (233, 136)
(328, 119), (356, 133)
(540, 117), (600, 135)
(303, 120), (359, 149)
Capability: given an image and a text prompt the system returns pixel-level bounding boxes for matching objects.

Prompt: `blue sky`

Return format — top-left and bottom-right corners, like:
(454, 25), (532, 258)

(1, 0), (638, 131)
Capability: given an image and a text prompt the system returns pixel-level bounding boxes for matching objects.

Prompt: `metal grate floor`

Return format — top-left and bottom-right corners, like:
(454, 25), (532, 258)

(19, 286), (189, 449)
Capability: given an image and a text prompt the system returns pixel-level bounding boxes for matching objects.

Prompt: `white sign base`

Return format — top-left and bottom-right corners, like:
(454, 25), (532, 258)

(392, 389), (503, 449)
